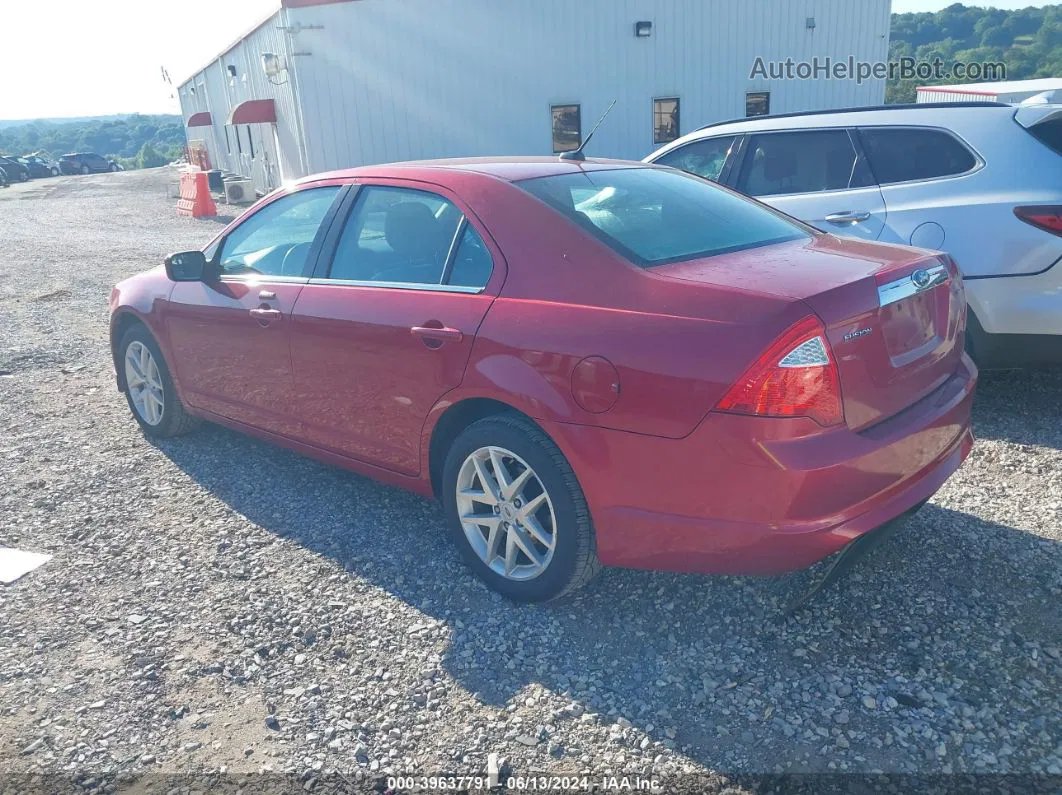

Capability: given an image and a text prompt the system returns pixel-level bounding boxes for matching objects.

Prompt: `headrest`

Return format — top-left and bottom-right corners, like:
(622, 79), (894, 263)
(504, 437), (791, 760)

(385, 202), (440, 257)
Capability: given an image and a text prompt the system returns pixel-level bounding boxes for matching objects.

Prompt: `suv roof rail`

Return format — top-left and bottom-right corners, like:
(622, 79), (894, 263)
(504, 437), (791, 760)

(694, 101), (1011, 133)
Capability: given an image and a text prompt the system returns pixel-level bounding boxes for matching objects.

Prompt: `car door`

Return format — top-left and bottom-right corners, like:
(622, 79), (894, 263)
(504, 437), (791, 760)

(289, 180), (503, 474)
(164, 184), (347, 437)
(732, 128), (888, 241)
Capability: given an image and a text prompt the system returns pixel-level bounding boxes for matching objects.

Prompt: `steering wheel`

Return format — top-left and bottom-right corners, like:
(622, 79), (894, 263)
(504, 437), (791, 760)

(281, 242), (313, 276)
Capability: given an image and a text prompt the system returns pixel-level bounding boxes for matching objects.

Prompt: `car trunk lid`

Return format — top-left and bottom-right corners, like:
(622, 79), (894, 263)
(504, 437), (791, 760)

(652, 234), (966, 430)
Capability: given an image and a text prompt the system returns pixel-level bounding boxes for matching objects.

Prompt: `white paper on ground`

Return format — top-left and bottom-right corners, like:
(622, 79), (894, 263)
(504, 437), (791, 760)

(0, 547), (53, 584)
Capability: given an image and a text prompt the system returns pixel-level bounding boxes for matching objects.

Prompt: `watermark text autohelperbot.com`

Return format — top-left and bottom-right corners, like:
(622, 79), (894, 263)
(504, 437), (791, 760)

(750, 56), (1006, 85)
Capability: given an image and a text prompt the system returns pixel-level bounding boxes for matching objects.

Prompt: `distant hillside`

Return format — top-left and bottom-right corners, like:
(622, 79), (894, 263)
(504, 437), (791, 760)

(889, 3), (1062, 102)
(0, 114), (184, 169)
(0, 114), (162, 129)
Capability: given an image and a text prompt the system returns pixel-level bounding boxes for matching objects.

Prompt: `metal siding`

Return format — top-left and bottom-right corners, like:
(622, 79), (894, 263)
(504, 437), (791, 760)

(189, 0), (889, 173)
(178, 10), (308, 194)
(284, 0), (889, 168)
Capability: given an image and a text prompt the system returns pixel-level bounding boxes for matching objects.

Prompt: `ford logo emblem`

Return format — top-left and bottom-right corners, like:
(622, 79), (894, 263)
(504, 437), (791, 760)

(911, 269), (932, 289)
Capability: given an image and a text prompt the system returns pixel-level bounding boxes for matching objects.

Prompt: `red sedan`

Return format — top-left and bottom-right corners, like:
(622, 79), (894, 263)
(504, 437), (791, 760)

(110, 158), (976, 602)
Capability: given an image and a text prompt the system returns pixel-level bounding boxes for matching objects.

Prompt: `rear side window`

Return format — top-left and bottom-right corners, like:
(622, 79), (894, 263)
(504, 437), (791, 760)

(517, 167), (808, 268)
(1026, 119), (1062, 156)
(653, 135), (737, 182)
(859, 127), (978, 184)
(327, 185), (492, 289)
(737, 130), (874, 197)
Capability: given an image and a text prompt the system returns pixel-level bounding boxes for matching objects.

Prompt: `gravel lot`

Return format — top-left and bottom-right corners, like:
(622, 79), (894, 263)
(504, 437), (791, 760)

(1, 168), (1061, 791)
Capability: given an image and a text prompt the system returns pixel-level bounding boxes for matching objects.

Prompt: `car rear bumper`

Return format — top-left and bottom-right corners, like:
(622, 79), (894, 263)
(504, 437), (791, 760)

(543, 352), (977, 575)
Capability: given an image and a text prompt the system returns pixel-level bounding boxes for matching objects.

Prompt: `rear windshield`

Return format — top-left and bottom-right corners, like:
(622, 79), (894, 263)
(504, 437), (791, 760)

(1028, 118), (1062, 156)
(517, 167), (808, 267)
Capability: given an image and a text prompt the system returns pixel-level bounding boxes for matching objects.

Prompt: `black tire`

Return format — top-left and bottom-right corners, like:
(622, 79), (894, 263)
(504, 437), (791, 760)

(109, 163), (119, 172)
(117, 323), (199, 438)
(441, 414), (601, 602)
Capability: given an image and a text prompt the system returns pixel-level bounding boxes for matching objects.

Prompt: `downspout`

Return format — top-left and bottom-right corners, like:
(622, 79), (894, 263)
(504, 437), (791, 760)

(280, 6), (313, 177)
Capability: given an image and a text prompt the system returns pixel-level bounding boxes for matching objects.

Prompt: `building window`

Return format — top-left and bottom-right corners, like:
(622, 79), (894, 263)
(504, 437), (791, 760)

(247, 125), (256, 159)
(223, 126), (232, 155)
(234, 126), (243, 154)
(746, 92), (770, 117)
(551, 104), (581, 153)
(653, 98), (680, 145)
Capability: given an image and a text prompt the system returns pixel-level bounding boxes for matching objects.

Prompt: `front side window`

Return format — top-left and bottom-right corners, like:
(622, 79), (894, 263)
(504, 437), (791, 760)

(218, 186), (341, 277)
(737, 130), (873, 198)
(859, 127), (978, 184)
(653, 98), (680, 145)
(518, 167), (808, 268)
(551, 104), (581, 153)
(328, 185), (491, 289)
(653, 135), (738, 182)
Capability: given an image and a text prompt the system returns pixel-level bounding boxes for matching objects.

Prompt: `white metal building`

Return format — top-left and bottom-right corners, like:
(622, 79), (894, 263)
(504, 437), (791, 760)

(917, 78), (1062, 105)
(178, 0), (892, 195)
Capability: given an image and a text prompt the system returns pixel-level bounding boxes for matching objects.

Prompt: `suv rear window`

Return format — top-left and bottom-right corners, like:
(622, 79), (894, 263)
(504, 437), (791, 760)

(1027, 118), (1062, 156)
(859, 127), (978, 184)
(517, 167), (809, 268)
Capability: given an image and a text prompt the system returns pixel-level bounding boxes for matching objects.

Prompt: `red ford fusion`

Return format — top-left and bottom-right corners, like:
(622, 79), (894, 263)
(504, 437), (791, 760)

(109, 158), (976, 602)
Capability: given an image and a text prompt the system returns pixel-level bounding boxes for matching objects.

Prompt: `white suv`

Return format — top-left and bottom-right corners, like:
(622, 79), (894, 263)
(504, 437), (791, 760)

(645, 102), (1062, 368)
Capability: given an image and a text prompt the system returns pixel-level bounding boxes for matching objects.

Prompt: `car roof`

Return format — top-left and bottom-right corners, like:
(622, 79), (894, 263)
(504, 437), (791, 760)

(302, 157), (649, 184)
(691, 101), (1013, 135)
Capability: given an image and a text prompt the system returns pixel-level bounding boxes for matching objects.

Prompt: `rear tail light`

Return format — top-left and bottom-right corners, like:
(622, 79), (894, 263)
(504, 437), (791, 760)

(716, 315), (843, 427)
(1014, 205), (1062, 237)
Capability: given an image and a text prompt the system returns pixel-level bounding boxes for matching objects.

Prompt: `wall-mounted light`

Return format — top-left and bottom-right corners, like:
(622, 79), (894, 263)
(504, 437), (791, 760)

(806, 17), (816, 29)
(634, 20), (652, 37)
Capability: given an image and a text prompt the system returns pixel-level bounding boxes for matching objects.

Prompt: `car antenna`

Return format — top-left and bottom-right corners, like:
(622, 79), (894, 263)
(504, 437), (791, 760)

(560, 99), (617, 162)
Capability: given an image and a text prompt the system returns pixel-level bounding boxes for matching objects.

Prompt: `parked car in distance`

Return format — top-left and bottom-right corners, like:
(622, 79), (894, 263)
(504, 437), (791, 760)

(60, 152), (120, 175)
(0, 155), (31, 182)
(0, 165), (8, 187)
(645, 102), (1062, 368)
(109, 158), (976, 602)
(20, 154), (60, 177)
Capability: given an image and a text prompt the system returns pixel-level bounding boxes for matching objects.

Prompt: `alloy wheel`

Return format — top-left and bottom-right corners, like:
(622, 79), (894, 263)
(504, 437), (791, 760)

(455, 446), (557, 581)
(124, 341), (165, 425)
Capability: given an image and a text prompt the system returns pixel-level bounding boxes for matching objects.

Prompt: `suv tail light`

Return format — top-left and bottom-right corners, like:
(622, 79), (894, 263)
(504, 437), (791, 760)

(1014, 206), (1062, 237)
(716, 315), (843, 427)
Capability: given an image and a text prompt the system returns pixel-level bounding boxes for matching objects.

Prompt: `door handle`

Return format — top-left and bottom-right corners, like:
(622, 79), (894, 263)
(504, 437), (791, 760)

(825, 211), (872, 225)
(249, 308), (282, 321)
(411, 325), (463, 343)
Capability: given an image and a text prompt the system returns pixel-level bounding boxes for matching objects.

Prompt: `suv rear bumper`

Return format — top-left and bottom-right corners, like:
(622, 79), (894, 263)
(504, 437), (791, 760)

(544, 353), (977, 575)
(965, 257), (1062, 339)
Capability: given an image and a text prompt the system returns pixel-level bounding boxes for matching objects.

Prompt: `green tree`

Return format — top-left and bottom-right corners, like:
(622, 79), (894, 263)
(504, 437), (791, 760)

(135, 142), (168, 169)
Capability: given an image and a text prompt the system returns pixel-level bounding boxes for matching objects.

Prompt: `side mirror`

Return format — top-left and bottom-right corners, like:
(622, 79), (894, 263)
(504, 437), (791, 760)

(164, 250), (209, 282)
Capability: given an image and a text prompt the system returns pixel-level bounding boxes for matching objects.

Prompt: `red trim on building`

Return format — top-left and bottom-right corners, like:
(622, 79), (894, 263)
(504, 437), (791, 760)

(186, 111), (213, 127)
(916, 86), (997, 97)
(228, 99), (278, 125)
(282, 0), (358, 6)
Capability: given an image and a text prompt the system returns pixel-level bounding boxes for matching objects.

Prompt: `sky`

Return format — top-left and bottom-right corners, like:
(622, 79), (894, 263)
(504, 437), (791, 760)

(0, 0), (1058, 121)
(0, 0), (278, 120)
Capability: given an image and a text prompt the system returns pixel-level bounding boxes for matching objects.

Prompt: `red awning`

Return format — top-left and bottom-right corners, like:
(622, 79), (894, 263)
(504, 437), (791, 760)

(186, 111), (213, 127)
(228, 99), (277, 125)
